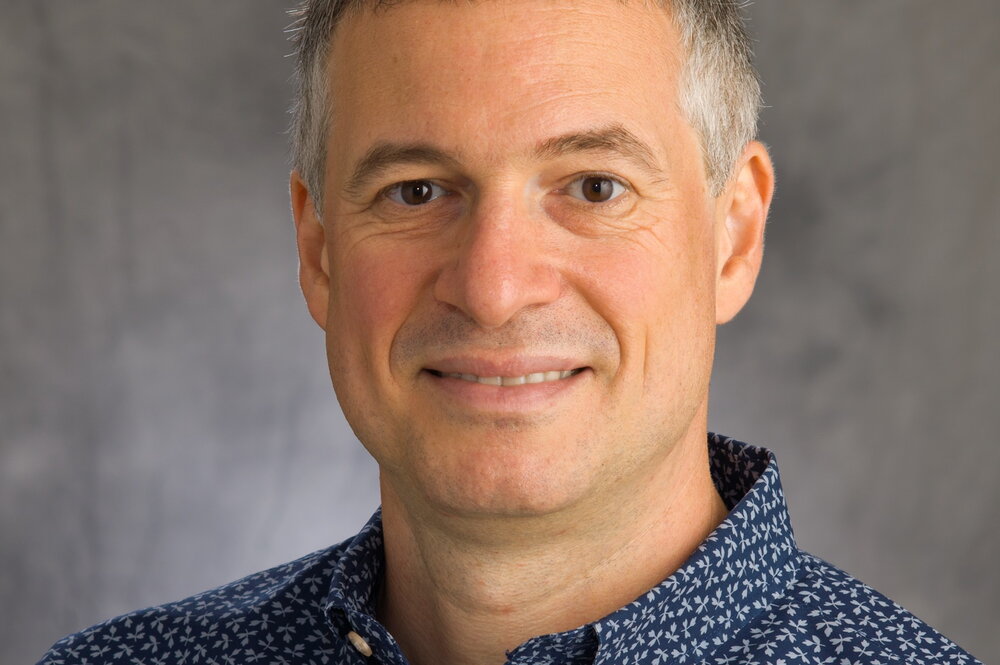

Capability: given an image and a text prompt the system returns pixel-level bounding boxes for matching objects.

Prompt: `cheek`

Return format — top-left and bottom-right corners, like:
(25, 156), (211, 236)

(334, 240), (416, 323)
(576, 226), (716, 331)
(328, 241), (430, 383)
(567, 215), (717, 398)
(325, 240), (434, 459)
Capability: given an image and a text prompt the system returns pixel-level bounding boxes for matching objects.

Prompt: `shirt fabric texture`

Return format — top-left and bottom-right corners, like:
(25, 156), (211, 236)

(39, 434), (981, 664)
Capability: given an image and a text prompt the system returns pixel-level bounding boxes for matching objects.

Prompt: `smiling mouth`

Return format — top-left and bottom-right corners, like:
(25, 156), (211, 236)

(425, 368), (586, 386)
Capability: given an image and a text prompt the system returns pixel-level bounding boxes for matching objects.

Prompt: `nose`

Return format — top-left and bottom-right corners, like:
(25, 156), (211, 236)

(433, 196), (561, 329)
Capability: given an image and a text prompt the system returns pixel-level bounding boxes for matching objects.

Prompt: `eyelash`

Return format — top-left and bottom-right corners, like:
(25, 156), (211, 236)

(562, 172), (631, 206)
(381, 181), (451, 206)
(376, 173), (633, 208)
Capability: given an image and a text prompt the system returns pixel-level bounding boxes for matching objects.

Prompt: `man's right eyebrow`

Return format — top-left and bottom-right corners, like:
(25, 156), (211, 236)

(344, 143), (462, 197)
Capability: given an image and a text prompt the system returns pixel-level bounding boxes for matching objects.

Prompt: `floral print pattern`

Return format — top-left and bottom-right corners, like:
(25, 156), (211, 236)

(39, 435), (981, 664)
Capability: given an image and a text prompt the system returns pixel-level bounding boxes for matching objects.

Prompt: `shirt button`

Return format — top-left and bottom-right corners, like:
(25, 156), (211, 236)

(347, 630), (373, 657)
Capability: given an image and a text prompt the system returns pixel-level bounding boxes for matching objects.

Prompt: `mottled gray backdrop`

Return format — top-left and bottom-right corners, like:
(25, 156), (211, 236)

(1, 2), (997, 663)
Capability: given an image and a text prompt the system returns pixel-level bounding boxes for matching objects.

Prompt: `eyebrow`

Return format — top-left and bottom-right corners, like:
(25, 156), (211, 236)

(533, 124), (664, 179)
(343, 123), (664, 197)
(344, 144), (463, 198)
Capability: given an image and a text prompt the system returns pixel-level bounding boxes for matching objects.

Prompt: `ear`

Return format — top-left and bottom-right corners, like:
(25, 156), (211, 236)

(290, 171), (330, 329)
(714, 141), (774, 324)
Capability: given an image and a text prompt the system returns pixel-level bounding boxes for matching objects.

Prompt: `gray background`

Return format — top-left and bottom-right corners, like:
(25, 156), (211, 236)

(1, 1), (996, 663)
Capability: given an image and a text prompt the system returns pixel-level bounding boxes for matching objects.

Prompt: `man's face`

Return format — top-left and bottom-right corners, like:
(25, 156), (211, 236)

(304, 0), (759, 518)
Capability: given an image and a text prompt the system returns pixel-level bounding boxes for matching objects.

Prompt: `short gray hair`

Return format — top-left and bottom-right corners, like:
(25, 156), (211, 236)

(288, 0), (761, 212)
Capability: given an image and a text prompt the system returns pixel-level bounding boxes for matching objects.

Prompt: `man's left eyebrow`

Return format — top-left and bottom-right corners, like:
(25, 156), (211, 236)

(533, 124), (665, 179)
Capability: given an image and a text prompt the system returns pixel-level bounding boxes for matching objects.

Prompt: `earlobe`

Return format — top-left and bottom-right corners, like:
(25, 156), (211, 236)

(290, 172), (331, 330)
(714, 141), (775, 324)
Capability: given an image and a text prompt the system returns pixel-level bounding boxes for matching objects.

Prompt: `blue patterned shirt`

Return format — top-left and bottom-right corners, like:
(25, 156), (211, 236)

(39, 435), (981, 664)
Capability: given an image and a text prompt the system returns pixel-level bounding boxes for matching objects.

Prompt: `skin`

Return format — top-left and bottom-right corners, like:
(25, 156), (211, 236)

(290, 2), (774, 664)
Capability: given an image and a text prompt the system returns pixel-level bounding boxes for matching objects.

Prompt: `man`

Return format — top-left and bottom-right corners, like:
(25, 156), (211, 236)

(39, 1), (981, 664)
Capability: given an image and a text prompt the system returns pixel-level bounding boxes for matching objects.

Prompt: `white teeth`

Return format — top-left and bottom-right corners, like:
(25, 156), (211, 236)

(441, 369), (580, 385)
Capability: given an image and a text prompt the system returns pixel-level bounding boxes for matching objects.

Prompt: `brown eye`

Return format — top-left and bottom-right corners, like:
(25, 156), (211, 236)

(387, 180), (446, 206)
(569, 175), (627, 203)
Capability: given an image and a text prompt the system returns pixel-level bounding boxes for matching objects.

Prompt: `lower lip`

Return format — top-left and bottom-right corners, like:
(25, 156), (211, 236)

(420, 369), (589, 412)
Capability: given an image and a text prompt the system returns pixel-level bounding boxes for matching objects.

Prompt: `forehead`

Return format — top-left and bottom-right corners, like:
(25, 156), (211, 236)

(327, 0), (686, 167)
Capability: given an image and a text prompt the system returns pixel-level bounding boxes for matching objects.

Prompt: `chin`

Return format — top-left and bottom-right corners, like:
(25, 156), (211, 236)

(406, 431), (600, 519)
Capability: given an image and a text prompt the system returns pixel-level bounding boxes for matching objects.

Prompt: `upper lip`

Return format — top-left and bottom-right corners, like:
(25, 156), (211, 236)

(423, 355), (588, 377)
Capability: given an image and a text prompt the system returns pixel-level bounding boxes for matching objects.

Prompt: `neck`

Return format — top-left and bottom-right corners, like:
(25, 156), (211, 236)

(376, 427), (728, 665)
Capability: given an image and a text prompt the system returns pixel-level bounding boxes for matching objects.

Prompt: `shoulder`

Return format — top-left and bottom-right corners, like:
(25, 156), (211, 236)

(37, 543), (345, 665)
(726, 550), (982, 664)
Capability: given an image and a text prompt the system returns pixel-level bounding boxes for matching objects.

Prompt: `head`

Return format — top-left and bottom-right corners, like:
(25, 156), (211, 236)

(289, 0), (774, 522)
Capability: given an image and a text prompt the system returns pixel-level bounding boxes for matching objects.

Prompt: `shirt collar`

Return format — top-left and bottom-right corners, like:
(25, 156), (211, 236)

(590, 434), (800, 664)
(324, 434), (800, 665)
